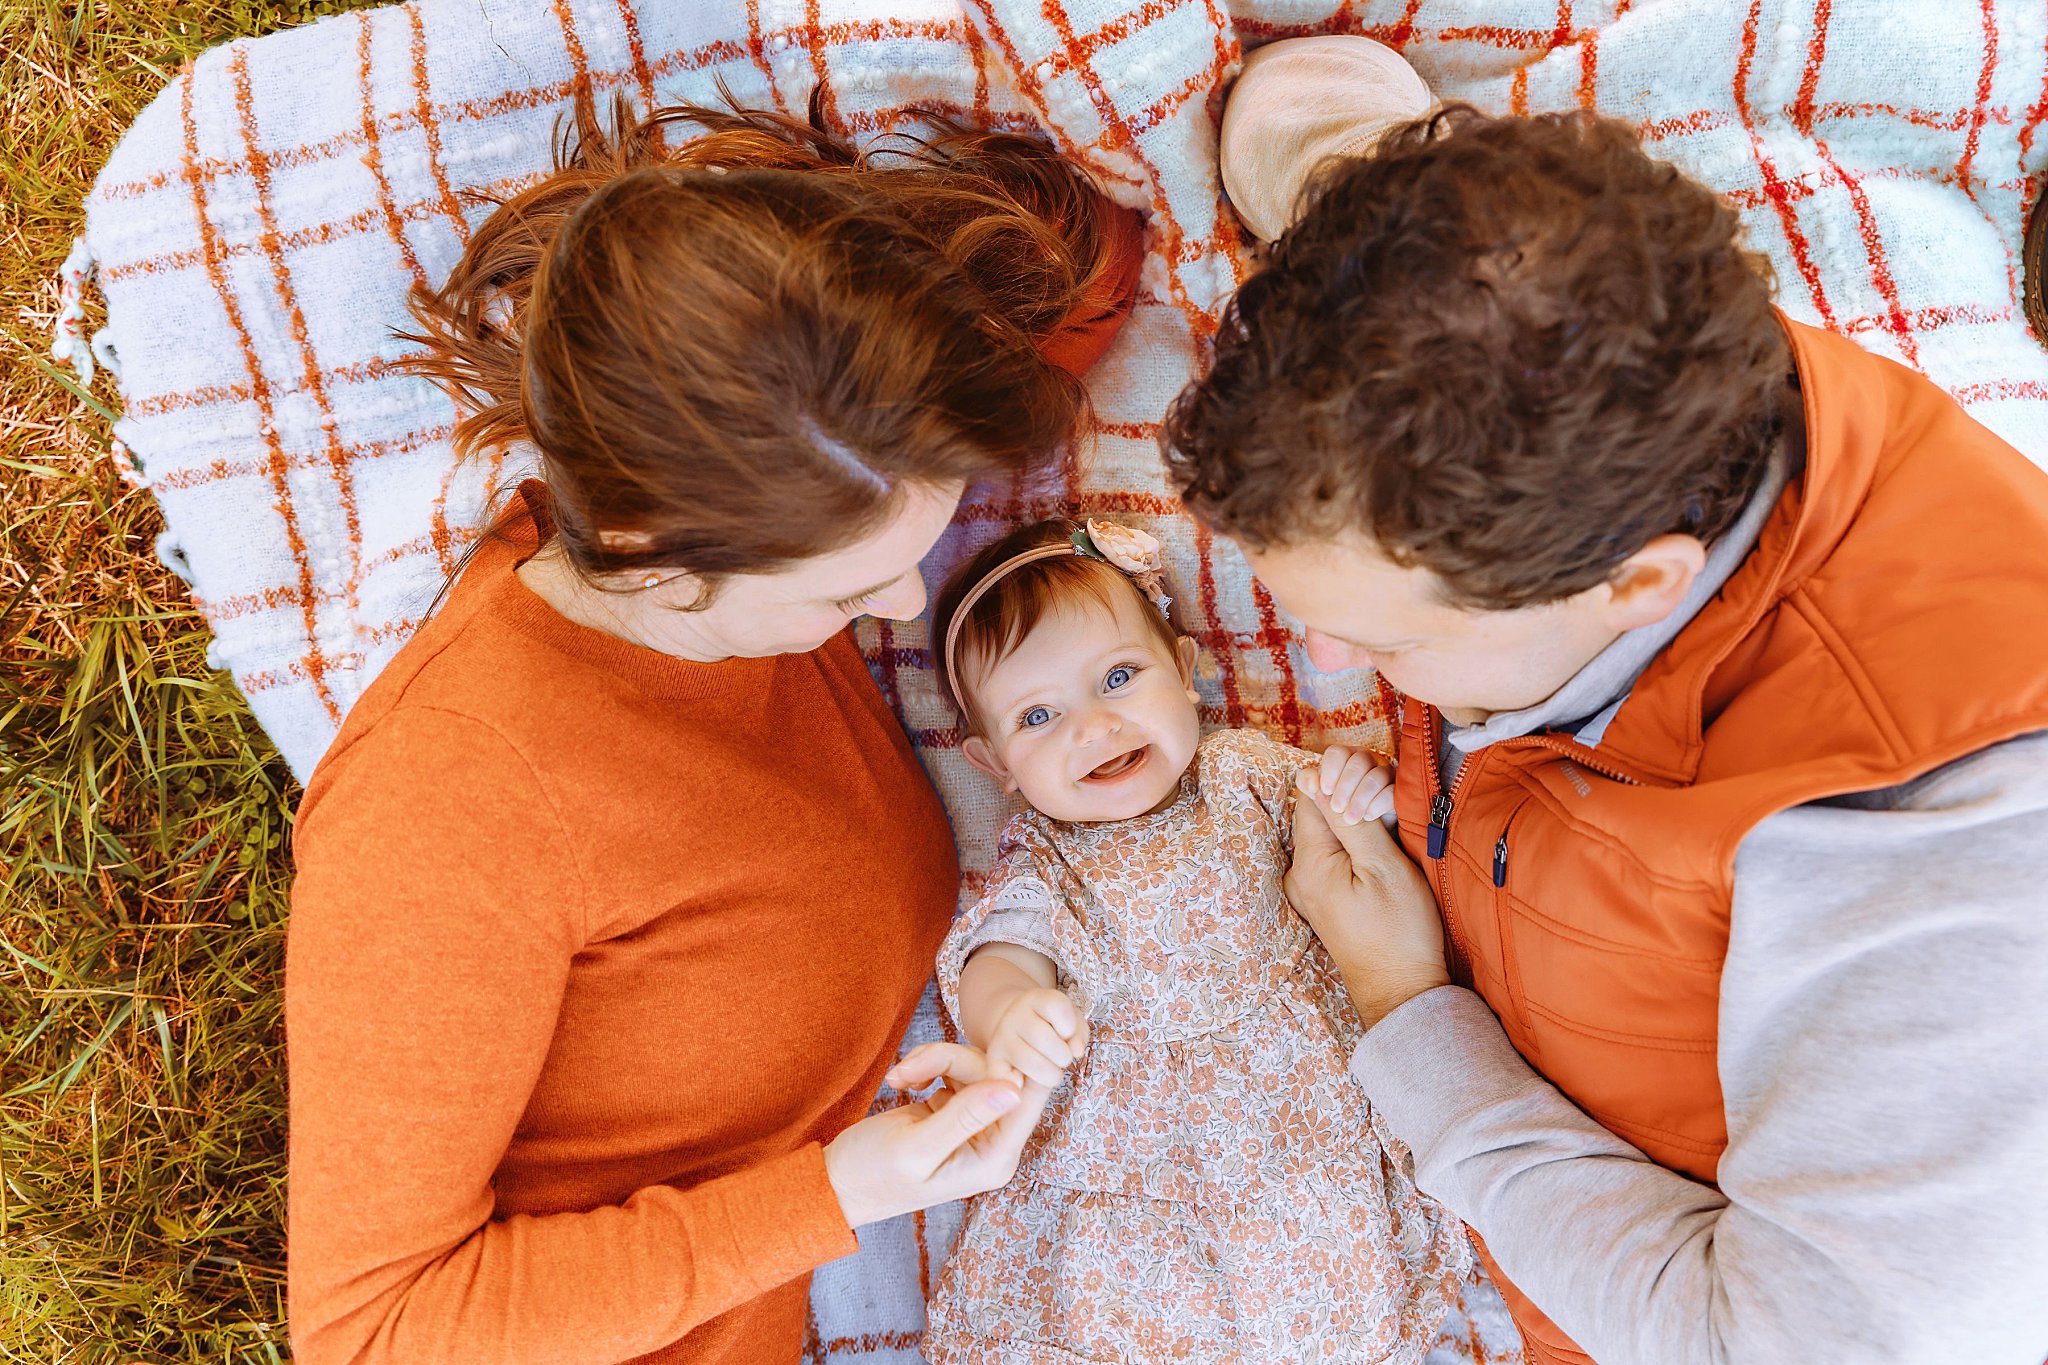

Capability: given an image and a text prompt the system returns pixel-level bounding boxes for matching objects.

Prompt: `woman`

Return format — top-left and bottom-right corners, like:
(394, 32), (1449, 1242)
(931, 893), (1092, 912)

(285, 95), (1143, 1365)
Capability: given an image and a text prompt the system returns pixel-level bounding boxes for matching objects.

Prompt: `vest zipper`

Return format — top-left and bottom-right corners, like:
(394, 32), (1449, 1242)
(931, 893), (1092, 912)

(1422, 704), (1477, 985)
(1427, 793), (1454, 859)
(1492, 829), (1509, 887)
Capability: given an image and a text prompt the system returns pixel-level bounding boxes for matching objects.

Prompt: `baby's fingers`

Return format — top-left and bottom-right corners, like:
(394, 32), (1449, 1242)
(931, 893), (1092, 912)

(1311, 745), (1366, 797)
(1331, 761), (1395, 826)
(1030, 990), (1081, 1040)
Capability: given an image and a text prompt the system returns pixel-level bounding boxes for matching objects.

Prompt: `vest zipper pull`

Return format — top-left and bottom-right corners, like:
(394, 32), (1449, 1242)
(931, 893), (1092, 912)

(1427, 793), (1453, 859)
(1493, 832), (1509, 887)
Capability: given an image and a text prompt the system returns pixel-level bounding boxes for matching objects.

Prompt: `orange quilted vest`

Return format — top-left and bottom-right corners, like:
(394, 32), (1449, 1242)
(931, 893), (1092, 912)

(1388, 318), (2048, 1365)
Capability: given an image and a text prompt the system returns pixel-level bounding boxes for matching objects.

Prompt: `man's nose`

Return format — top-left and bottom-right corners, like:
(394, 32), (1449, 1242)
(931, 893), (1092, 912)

(1303, 628), (1372, 675)
(867, 575), (929, 623)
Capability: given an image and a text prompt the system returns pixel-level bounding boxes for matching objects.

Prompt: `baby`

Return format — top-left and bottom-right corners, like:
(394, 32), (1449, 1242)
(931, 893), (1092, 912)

(907, 518), (1466, 1365)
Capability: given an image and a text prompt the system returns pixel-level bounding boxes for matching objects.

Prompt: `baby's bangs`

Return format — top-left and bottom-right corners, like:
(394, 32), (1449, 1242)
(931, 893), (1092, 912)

(951, 555), (1177, 722)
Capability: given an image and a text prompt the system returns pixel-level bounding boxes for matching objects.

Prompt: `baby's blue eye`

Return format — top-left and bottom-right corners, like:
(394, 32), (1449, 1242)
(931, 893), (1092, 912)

(1020, 705), (1053, 729)
(1105, 665), (1135, 690)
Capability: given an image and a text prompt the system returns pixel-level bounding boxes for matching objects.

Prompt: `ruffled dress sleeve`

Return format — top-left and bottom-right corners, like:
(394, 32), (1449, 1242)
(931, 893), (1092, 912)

(1199, 727), (1321, 854)
(937, 813), (1108, 1031)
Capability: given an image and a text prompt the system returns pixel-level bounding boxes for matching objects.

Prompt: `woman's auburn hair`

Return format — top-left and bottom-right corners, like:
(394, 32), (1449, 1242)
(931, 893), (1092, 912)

(402, 92), (1121, 601)
(1164, 106), (1792, 611)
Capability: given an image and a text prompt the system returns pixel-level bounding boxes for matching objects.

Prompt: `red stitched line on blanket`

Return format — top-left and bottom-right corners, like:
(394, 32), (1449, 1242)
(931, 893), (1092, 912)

(745, 0), (789, 111)
(1733, 0), (1837, 330)
(232, 44), (371, 667)
(1808, 138), (1920, 366)
(1955, 0), (1999, 201)
(410, 2), (478, 578)
(358, 11), (429, 290)
(1192, 520), (1244, 729)
(179, 58), (341, 722)
(616, 0), (657, 114)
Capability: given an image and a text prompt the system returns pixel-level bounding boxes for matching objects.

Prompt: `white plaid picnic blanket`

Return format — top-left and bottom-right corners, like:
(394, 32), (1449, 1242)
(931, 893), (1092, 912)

(72, 0), (2048, 1360)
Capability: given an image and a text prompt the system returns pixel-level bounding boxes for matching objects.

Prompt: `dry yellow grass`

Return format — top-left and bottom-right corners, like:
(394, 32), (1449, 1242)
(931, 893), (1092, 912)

(2, 4), (377, 1360)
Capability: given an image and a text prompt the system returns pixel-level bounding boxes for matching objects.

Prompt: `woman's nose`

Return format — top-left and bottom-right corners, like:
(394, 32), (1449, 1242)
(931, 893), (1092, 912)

(1303, 628), (1372, 675)
(866, 574), (929, 623)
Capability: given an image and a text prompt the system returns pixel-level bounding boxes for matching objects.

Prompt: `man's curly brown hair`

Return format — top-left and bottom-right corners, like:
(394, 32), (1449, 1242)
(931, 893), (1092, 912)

(1163, 107), (1794, 610)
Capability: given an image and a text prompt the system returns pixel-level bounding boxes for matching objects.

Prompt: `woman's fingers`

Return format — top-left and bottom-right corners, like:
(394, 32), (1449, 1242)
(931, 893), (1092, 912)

(886, 1041), (999, 1092)
(992, 1035), (1073, 1088)
(906, 1077), (1023, 1173)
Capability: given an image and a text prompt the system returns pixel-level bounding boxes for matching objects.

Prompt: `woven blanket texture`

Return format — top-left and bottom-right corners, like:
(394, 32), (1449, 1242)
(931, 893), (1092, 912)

(77, 0), (2048, 1360)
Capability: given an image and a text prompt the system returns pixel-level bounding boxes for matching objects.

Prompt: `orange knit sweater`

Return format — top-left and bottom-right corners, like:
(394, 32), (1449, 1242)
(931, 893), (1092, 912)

(286, 486), (959, 1364)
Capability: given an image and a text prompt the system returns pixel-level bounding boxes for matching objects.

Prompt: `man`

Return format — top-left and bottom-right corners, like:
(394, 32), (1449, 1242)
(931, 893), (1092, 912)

(1163, 50), (2048, 1365)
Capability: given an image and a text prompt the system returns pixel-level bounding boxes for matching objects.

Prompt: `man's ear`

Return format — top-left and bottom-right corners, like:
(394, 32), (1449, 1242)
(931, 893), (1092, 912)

(961, 734), (1019, 792)
(1602, 534), (1708, 632)
(1175, 635), (1201, 700)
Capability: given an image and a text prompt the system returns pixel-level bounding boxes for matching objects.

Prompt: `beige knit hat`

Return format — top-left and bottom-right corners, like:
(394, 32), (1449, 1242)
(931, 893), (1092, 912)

(1219, 35), (1435, 243)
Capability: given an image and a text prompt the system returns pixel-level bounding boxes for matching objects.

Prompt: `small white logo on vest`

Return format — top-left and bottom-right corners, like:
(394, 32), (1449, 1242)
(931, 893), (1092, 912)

(1558, 762), (1593, 798)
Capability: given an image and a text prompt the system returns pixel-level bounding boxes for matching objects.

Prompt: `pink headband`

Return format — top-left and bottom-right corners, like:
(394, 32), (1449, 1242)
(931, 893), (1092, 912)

(940, 520), (1174, 712)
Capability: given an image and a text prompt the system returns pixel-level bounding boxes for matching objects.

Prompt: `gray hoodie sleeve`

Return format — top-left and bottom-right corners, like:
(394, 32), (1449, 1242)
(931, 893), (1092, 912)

(1350, 731), (2048, 1365)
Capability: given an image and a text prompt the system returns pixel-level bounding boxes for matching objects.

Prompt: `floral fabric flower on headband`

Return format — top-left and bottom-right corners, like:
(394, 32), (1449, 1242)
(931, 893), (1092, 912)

(1077, 519), (1173, 616)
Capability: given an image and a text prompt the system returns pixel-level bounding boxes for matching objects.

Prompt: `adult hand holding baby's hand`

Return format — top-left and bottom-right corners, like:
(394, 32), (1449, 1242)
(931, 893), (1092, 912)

(983, 987), (1090, 1089)
(1290, 751), (1450, 1029)
(823, 1042), (1052, 1230)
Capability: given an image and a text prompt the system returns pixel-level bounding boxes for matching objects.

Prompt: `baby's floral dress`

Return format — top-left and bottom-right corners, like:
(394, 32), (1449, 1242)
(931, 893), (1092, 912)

(925, 728), (1467, 1365)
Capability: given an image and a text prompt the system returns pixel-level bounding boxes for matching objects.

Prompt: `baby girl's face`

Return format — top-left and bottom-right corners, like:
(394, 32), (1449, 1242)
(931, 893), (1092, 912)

(959, 588), (1202, 823)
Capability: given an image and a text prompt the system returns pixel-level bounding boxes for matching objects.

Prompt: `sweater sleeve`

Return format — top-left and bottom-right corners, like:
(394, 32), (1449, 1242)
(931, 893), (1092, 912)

(1349, 732), (2048, 1365)
(286, 709), (857, 1365)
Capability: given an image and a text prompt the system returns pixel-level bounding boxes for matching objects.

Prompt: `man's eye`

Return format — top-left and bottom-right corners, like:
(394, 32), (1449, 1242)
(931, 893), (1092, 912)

(1104, 665), (1135, 690)
(1020, 705), (1053, 729)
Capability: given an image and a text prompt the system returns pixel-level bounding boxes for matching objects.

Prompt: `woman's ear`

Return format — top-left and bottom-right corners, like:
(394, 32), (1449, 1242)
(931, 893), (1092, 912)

(1175, 635), (1201, 701)
(961, 734), (1019, 792)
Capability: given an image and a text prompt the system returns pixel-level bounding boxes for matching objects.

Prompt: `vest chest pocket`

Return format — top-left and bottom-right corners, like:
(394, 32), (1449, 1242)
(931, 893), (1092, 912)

(1490, 808), (1730, 1176)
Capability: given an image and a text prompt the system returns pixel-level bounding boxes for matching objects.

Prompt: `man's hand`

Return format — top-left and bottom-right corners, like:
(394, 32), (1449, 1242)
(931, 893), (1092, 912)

(1290, 754), (1451, 1028)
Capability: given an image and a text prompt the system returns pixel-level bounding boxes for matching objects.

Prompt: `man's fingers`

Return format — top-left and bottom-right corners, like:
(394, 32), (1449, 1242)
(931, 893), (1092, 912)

(1320, 795), (1408, 867)
(1292, 786), (1345, 866)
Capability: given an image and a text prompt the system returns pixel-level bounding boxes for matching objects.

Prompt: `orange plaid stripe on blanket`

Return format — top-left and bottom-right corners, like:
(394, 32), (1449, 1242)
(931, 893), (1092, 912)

(77, 0), (2048, 1360)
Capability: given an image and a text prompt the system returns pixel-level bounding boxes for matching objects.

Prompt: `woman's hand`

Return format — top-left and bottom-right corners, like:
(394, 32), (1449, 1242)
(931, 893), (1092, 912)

(1290, 755), (1450, 1028)
(822, 1042), (1051, 1229)
(982, 987), (1089, 1088)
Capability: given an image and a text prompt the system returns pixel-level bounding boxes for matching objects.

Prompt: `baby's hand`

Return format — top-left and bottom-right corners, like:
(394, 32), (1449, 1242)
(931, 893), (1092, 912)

(984, 988), (1090, 1089)
(1300, 745), (1396, 826)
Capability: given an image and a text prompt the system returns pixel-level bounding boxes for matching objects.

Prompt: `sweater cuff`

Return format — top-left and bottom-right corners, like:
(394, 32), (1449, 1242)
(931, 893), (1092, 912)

(1348, 985), (1551, 1159)
(695, 1142), (860, 1294)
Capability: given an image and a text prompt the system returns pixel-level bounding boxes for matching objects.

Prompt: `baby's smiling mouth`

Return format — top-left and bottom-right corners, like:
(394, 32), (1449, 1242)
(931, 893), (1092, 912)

(1081, 746), (1150, 783)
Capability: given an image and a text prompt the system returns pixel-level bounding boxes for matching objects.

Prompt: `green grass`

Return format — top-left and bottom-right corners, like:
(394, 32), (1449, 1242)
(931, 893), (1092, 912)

(1, 3), (379, 1360)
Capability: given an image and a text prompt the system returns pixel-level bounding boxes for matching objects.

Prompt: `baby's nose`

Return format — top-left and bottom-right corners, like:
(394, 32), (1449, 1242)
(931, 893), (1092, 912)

(1077, 706), (1123, 744)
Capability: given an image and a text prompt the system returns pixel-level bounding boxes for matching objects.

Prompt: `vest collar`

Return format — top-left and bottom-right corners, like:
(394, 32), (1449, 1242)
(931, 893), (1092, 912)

(1584, 317), (1893, 783)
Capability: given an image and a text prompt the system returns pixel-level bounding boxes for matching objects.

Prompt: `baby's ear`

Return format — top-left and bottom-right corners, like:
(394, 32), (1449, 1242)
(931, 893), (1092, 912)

(1175, 635), (1200, 697)
(961, 734), (1019, 792)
